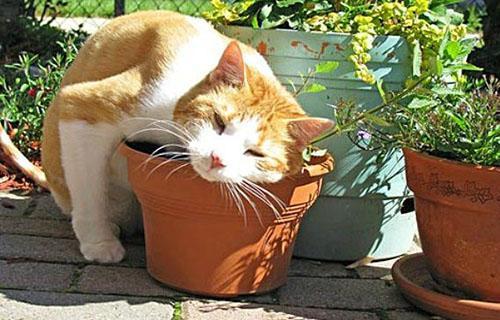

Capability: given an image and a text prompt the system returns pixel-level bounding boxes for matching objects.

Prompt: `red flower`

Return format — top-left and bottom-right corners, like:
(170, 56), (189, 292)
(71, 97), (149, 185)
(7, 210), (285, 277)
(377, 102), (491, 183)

(27, 88), (37, 97)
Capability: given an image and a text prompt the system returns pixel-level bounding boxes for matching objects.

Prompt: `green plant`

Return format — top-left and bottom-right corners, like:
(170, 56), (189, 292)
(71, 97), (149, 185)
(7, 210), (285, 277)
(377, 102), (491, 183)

(322, 54), (498, 167)
(305, 32), (498, 166)
(1, 17), (87, 65)
(335, 75), (499, 166)
(24, 0), (69, 25)
(0, 36), (79, 160)
(204, 0), (469, 84)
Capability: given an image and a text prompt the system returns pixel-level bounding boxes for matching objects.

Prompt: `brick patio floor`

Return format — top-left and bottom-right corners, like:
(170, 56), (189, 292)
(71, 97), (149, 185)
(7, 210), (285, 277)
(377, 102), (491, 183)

(0, 191), (434, 319)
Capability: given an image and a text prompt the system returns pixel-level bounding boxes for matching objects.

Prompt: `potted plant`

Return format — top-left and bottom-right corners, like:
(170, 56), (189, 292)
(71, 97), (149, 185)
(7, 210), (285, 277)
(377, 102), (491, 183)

(119, 141), (334, 297)
(204, 0), (472, 261)
(333, 69), (499, 314)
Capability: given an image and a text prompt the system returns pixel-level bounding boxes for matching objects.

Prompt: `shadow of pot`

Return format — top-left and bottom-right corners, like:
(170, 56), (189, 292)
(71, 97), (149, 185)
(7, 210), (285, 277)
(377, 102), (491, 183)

(119, 142), (334, 297)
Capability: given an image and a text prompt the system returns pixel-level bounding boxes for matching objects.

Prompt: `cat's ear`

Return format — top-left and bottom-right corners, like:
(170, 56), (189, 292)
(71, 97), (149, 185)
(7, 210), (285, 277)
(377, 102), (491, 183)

(209, 41), (245, 87)
(288, 118), (335, 151)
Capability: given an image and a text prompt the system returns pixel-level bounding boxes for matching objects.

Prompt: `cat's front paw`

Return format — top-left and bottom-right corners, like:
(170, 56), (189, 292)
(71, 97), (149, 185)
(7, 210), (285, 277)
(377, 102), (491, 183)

(80, 239), (125, 263)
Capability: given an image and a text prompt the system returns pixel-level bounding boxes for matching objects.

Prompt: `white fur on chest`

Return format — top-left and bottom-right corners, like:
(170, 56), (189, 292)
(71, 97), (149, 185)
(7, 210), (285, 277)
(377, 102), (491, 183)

(122, 17), (273, 144)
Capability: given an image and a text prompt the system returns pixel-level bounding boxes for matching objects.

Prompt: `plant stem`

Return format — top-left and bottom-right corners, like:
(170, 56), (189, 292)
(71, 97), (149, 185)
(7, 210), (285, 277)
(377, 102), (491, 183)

(293, 68), (316, 97)
(311, 73), (431, 144)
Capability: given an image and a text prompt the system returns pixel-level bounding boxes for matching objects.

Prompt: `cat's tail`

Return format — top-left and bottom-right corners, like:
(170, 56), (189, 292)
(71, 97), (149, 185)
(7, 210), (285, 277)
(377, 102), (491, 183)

(0, 122), (49, 190)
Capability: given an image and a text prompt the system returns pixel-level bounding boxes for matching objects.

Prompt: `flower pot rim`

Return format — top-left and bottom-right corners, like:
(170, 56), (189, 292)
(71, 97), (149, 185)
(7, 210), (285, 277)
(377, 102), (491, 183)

(119, 142), (335, 179)
(217, 24), (407, 41)
(403, 147), (500, 171)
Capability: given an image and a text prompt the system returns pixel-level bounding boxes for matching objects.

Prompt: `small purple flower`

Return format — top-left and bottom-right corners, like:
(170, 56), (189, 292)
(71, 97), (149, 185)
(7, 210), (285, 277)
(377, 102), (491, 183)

(357, 130), (372, 140)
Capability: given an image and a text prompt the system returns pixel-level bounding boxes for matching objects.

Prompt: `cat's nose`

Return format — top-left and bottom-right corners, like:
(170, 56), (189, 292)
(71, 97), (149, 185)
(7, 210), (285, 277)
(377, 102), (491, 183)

(210, 152), (225, 169)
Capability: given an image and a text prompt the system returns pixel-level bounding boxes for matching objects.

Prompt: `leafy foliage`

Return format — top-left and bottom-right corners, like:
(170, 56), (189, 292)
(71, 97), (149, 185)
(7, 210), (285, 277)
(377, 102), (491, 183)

(337, 76), (499, 166)
(312, 32), (498, 166)
(204, 0), (470, 84)
(0, 36), (80, 159)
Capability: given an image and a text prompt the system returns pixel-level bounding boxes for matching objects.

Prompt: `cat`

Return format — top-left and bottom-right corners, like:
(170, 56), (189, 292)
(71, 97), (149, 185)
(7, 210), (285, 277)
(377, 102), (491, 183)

(40, 10), (334, 263)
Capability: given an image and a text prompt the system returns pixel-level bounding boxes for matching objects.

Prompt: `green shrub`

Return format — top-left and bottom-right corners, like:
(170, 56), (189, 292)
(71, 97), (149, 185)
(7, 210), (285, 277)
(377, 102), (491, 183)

(329, 74), (499, 166)
(204, 0), (469, 84)
(0, 35), (79, 160)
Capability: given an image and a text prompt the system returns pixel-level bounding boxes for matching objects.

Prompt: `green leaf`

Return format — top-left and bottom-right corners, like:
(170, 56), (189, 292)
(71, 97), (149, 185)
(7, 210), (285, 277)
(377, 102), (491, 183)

(261, 3), (273, 17)
(445, 41), (460, 60)
(364, 113), (390, 126)
(376, 79), (386, 103)
(276, 0), (303, 7)
(445, 110), (466, 130)
(304, 83), (326, 94)
(436, 59), (444, 76)
(20, 83), (29, 92)
(446, 63), (483, 72)
(315, 61), (339, 74)
(429, 0), (463, 8)
(446, 9), (464, 25)
(412, 40), (422, 77)
(456, 37), (479, 60)
(438, 29), (450, 57)
(408, 97), (437, 109)
(251, 14), (259, 28)
(431, 86), (465, 96)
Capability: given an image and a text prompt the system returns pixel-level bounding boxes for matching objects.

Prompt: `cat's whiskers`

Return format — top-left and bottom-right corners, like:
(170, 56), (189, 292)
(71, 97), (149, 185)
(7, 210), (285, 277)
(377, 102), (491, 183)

(239, 182), (281, 220)
(124, 117), (194, 139)
(123, 117), (193, 143)
(241, 180), (285, 220)
(218, 183), (229, 208)
(163, 162), (191, 181)
(243, 179), (286, 211)
(125, 127), (190, 145)
(145, 154), (188, 180)
(140, 143), (188, 169)
(234, 183), (263, 227)
(226, 183), (246, 220)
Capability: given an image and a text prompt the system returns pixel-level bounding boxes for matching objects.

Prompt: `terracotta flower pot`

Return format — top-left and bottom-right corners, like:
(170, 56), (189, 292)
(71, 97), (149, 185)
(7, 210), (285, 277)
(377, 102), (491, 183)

(403, 148), (500, 302)
(120, 142), (334, 297)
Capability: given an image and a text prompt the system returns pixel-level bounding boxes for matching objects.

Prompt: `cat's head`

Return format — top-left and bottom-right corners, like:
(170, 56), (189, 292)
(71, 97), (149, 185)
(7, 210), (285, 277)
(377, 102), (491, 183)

(173, 41), (333, 184)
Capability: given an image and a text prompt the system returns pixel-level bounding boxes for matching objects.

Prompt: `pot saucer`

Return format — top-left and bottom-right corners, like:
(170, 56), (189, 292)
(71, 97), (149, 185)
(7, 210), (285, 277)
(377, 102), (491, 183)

(392, 253), (500, 320)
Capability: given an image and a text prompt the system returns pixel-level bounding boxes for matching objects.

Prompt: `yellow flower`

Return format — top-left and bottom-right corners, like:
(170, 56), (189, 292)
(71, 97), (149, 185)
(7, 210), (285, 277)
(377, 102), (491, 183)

(414, 0), (429, 14)
(354, 15), (373, 25)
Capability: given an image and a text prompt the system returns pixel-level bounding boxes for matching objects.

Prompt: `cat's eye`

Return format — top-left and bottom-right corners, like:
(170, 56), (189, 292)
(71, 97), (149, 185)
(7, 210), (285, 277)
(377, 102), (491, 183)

(245, 149), (265, 158)
(214, 113), (225, 133)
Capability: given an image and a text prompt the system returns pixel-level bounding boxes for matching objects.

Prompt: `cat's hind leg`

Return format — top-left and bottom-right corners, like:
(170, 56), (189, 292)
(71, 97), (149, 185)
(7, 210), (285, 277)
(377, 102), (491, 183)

(59, 120), (125, 263)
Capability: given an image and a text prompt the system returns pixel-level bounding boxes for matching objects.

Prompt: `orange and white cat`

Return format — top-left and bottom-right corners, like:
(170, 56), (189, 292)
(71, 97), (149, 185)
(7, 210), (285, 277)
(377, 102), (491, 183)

(41, 11), (333, 263)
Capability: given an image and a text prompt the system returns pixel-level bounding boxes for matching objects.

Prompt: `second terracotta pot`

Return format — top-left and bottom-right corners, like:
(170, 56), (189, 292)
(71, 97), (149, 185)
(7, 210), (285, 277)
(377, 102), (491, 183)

(404, 148), (500, 302)
(120, 142), (334, 297)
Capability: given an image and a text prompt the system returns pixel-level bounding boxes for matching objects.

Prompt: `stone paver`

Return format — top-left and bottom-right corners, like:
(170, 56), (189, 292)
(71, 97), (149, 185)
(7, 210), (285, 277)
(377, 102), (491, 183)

(0, 216), (74, 238)
(0, 234), (146, 267)
(0, 192), (32, 217)
(0, 289), (174, 320)
(182, 300), (379, 320)
(278, 277), (410, 310)
(356, 243), (422, 279)
(288, 258), (354, 278)
(0, 234), (84, 263)
(76, 265), (180, 298)
(0, 261), (76, 291)
(30, 194), (68, 220)
(0, 191), (434, 319)
(386, 310), (435, 320)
